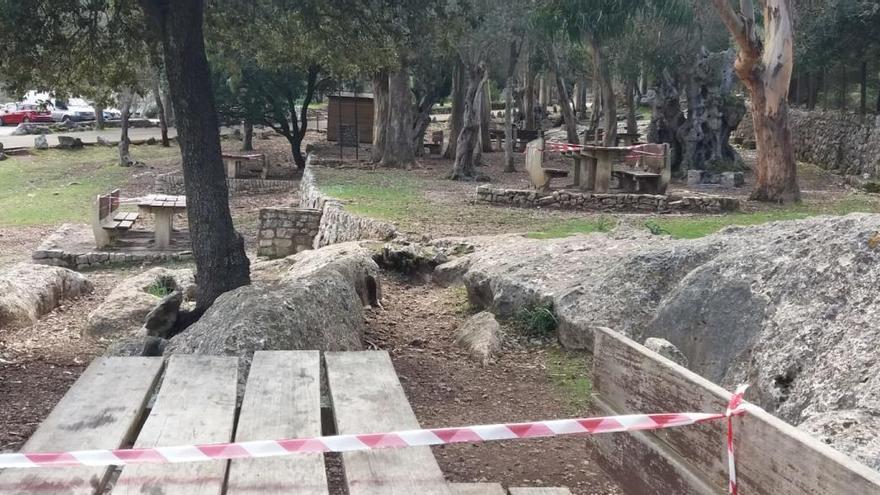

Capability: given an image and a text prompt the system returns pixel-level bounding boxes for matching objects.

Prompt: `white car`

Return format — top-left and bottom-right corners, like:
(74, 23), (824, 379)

(49, 98), (96, 123)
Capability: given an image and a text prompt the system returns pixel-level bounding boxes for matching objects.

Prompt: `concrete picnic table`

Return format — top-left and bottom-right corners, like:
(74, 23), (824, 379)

(137, 194), (186, 249)
(222, 152), (268, 179)
(0, 351), (572, 495)
(563, 145), (636, 193)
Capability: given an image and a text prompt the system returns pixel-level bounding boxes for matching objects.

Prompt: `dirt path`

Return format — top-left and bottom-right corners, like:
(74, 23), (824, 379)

(366, 272), (622, 494)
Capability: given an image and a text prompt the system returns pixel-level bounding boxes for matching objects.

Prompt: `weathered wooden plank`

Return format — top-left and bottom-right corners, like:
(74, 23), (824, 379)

(508, 488), (572, 495)
(226, 351), (328, 495)
(591, 326), (880, 495)
(449, 482), (506, 495)
(112, 355), (238, 495)
(0, 357), (163, 495)
(325, 351), (452, 495)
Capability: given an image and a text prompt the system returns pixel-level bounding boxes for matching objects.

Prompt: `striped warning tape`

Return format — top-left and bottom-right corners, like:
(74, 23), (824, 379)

(0, 386), (748, 493)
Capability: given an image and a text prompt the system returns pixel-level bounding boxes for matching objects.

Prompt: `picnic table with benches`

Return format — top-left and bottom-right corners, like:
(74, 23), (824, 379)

(92, 189), (141, 248)
(137, 194), (187, 249)
(489, 128), (541, 152)
(0, 351), (572, 495)
(561, 143), (670, 194)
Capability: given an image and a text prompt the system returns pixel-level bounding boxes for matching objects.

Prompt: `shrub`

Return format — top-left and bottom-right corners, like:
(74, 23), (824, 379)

(514, 303), (558, 338)
(145, 275), (176, 298)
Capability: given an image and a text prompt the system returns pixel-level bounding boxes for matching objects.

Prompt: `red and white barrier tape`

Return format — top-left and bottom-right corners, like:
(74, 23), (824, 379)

(0, 387), (748, 493)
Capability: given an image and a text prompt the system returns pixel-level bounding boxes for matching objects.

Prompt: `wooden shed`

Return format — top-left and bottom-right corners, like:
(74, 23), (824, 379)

(326, 93), (374, 144)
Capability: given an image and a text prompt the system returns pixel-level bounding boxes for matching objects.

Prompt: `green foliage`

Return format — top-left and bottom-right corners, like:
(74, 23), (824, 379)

(645, 219), (671, 235)
(513, 303), (558, 338)
(145, 275), (176, 298)
(865, 183), (880, 194)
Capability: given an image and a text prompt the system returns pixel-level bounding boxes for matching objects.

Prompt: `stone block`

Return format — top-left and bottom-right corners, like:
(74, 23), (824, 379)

(687, 169), (704, 186)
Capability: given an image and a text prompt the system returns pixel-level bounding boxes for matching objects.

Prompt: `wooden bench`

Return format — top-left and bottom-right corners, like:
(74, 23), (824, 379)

(92, 189), (140, 248)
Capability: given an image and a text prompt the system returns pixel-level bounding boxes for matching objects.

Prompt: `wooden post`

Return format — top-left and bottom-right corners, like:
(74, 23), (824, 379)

(154, 209), (174, 249)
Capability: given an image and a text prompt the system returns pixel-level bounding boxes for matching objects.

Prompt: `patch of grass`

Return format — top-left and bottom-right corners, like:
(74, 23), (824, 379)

(320, 171), (433, 222)
(449, 286), (477, 316)
(546, 348), (593, 413)
(145, 275), (176, 298)
(647, 195), (880, 239)
(512, 303), (558, 338)
(0, 146), (180, 227)
(526, 216), (616, 239)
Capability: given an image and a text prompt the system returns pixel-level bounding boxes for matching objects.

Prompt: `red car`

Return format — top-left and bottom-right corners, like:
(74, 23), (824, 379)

(0, 102), (54, 125)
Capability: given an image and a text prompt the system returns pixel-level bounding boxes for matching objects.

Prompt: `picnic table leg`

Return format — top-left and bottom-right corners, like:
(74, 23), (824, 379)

(154, 209), (173, 249)
(573, 157), (582, 187)
(582, 156), (597, 191)
(595, 152), (612, 193)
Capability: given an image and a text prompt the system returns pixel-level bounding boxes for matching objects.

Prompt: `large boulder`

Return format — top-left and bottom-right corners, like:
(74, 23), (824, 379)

(86, 267), (195, 337)
(439, 214), (880, 468)
(34, 135), (49, 150)
(164, 242), (379, 363)
(0, 263), (93, 329)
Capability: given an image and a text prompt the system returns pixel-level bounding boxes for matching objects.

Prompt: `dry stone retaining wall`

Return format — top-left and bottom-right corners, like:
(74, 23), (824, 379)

(476, 185), (740, 213)
(299, 157), (396, 248)
(154, 172), (297, 196)
(257, 207), (322, 258)
(735, 108), (880, 178)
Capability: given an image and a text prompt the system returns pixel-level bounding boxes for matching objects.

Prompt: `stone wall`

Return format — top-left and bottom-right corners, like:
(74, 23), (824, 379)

(154, 172), (298, 196)
(33, 247), (192, 270)
(299, 157), (397, 248)
(735, 108), (880, 178)
(257, 207), (322, 258)
(475, 186), (740, 213)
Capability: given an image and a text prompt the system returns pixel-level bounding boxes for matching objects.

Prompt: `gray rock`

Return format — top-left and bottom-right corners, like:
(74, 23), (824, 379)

(163, 243), (376, 374)
(96, 136), (115, 147)
(455, 311), (503, 366)
(86, 267), (195, 337)
(441, 214), (880, 467)
(34, 135), (49, 150)
(687, 169), (704, 186)
(0, 263), (93, 329)
(720, 171), (744, 188)
(57, 135), (84, 149)
(375, 241), (449, 277)
(144, 291), (183, 338)
(0, 142), (5, 161)
(643, 337), (689, 367)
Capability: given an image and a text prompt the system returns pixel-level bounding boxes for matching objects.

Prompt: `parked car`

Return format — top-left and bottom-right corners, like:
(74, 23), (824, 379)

(0, 102), (53, 125)
(49, 98), (96, 123)
(102, 107), (122, 120)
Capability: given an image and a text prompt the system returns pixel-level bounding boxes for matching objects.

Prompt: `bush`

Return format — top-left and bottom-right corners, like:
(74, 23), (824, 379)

(645, 219), (671, 236)
(513, 303), (558, 338)
(145, 275), (176, 298)
(864, 182), (880, 194)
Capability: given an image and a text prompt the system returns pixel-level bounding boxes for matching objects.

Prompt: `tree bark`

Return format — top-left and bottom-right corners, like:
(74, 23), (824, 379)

(371, 69), (389, 163)
(860, 60), (867, 116)
(94, 103), (105, 130)
(153, 80), (170, 147)
(381, 69), (415, 167)
(443, 60), (466, 159)
(138, 0), (250, 311)
(480, 82), (492, 153)
(450, 63), (487, 180)
(504, 40), (522, 172)
(525, 59), (536, 131)
(576, 77), (588, 118)
(626, 79), (638, 135)
(555, 73), (579, 145)
(588, 36), (616, 146)
(241, 120), (254, 151)
(711, 0), (799, 202)
(118, 90), (133, 167)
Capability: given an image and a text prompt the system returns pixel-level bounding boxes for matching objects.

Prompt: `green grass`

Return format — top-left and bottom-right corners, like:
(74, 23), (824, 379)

(648, 195), (880, 239)
(512, 303), (558, 338)
(546, 348), (593, 413)
(320, 172), (433, 222)
(0, 146), (180, 227)
(526, 217), (616, 239)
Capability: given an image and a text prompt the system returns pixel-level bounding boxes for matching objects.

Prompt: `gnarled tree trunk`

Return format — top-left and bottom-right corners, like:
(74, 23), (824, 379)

(443, 60), (466, 159)
(381, 69), (415, 168)
(480, 82), (491, 153)
(450, 63), (487, 180)
(588, 35), (616, 146)
(371, 69), (389, 163)
(712, 0), (799, 202)
(138, 0), (251, 312)
(504, 40), (522, 172)
(524, 54), (536, 131)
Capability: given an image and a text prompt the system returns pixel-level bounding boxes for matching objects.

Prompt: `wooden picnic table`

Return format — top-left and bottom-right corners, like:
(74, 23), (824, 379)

(0, 351), (571, 495)
(137, 194), (186, 249)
